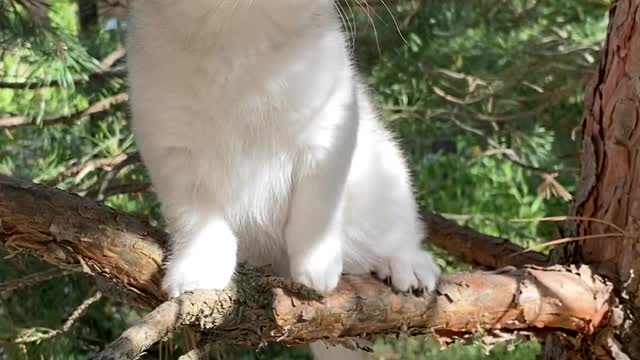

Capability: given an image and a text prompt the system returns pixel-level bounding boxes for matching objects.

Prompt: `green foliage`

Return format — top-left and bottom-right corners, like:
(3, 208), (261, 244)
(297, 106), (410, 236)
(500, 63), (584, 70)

(0, 0), (607, 358)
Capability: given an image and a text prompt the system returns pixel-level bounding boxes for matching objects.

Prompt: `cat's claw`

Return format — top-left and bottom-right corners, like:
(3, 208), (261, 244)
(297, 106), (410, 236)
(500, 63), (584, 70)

(290, 249), (343, 294)
(375, 250), (440, 292)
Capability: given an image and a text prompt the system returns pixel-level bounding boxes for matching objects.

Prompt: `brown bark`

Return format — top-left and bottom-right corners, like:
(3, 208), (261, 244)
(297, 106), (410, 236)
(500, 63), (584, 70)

(96, 265), (613, 360)
(0, 174), (166, 307)
(0, 175), (610, 358)
(545, 0), (640, 358)
(0, 174), (546, 309)
(423, 210), (549, 268)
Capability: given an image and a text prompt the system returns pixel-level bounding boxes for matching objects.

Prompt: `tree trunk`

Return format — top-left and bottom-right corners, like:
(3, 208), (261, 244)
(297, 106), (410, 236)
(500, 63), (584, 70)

(544, 0), (640, 358)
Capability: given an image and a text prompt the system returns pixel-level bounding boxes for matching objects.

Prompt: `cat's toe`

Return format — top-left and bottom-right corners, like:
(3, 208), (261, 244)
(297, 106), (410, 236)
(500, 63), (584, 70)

(413, 251), (441, 291)
(373, 262), (391, 281)
(389, 257), (418, 291)
(162, 254), (235, 298)
(293, 268), (341, 294)
(386, 251), (440, 292)
(290, 253), (342, 294)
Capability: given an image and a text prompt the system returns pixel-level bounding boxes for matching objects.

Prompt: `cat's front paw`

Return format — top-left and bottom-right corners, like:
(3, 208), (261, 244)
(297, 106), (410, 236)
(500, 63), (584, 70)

(162, 251), (236, 298)
(375, 250), (440, 292)
(290, 247), (343, 294)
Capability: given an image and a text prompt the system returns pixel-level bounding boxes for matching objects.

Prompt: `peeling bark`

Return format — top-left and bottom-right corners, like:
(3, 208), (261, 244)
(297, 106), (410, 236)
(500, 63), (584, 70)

(0, 174), (166, 307)
(96, 265), (614, 360)
(0, 174), (614, 358)
(0, 174), (546, 309)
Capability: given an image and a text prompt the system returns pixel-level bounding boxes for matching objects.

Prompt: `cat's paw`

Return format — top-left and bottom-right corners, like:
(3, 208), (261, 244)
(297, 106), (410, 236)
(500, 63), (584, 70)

(162, 250), (236, 298)
(375, 250), (440, 292)
(290, 246), (343, 294)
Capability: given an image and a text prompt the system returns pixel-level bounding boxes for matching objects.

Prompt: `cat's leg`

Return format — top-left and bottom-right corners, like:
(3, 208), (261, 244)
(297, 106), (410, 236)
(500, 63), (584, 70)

(285, 157), (348, 294)
(162, 212), (237, 298)
(284, 121), (357, 294)
(144, 148), (238, 298)
(343, 119), (440, 293)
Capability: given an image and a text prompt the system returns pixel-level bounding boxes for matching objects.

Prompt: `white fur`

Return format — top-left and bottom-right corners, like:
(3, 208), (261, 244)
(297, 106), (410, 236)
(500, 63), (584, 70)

(126, 1), (440, 358)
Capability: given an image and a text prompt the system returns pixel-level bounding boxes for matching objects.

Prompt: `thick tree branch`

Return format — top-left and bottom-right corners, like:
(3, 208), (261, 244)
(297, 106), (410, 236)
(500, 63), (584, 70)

(0, 175), (549, 306)
(96, 265), (613, 360)
(422, 210), (549, 268)
(1, 175), (601, 359)
(32, 175), (550, 270)
(0, 174), (166, 307)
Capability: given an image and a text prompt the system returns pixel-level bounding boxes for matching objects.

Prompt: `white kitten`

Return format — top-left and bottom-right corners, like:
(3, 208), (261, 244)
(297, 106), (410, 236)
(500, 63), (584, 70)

(127, 1), (440, 358)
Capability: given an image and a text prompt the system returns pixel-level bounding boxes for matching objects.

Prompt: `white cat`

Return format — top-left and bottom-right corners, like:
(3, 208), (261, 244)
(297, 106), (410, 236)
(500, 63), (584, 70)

(126, 1), (440, 358)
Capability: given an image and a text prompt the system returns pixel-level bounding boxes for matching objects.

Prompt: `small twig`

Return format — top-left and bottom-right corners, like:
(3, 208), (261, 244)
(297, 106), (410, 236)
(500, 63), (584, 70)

(0, 93), (129, 129)
(511, 216), (626, 234)
(92, 181), (151, 199)
(0, 269), (72, 296)
(511, 233), (625, 256)
(0, 66), (126, 90)
(11, 290), (102, 344)
(93, 153), (142, 201)
(100, 48), (126, 69)
(46, 153), (130, 186)
(538, 172), (573, 202)
(506, 157), (578, 175)
(177, 343), (211, 360)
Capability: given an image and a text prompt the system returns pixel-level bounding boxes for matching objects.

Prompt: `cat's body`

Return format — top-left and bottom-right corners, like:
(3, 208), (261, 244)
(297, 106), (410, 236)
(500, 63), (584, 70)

(127, 1), (439, 358)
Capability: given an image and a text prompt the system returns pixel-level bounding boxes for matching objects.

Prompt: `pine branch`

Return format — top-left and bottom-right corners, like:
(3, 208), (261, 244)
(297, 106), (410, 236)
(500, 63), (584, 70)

(0, 66), (126, 90)
(0, 93), (128, 129)
(0, 268), (72, 295)
(8, 290), (103, 344)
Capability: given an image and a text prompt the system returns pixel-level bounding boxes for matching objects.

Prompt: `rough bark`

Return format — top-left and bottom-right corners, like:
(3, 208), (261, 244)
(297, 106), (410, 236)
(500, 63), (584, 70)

(0, 175), (612, 358)
(545, 0), (640, 358)
(423, 210), (549, 268)
(96, 265), (613, 360)
(0, 174), (166, 307)
(0, 174), (546, 308)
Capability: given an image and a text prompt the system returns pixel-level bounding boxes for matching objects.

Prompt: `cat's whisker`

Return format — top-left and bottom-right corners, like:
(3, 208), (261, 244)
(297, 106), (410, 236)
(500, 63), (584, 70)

(334, 0), (356, 51)
(346, 0), (358, 50)
(377, 0), (409, 45)
(354, 0), (381, 56)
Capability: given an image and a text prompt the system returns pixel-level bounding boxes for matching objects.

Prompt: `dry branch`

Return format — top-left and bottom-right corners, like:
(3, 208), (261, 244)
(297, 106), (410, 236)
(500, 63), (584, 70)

(0, 268), (72, 295)
(0, 174), (549, 305)
(9, 290), (103, 345)
(0, 174), (166, 307)
(96, 265), (614, 360)
(423, 211), (549, 268)
(0, 175), (610, 358)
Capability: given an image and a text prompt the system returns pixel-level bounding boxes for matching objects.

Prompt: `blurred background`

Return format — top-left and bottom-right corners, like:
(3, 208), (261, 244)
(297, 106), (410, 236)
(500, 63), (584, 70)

(0, 0), (609, 358)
